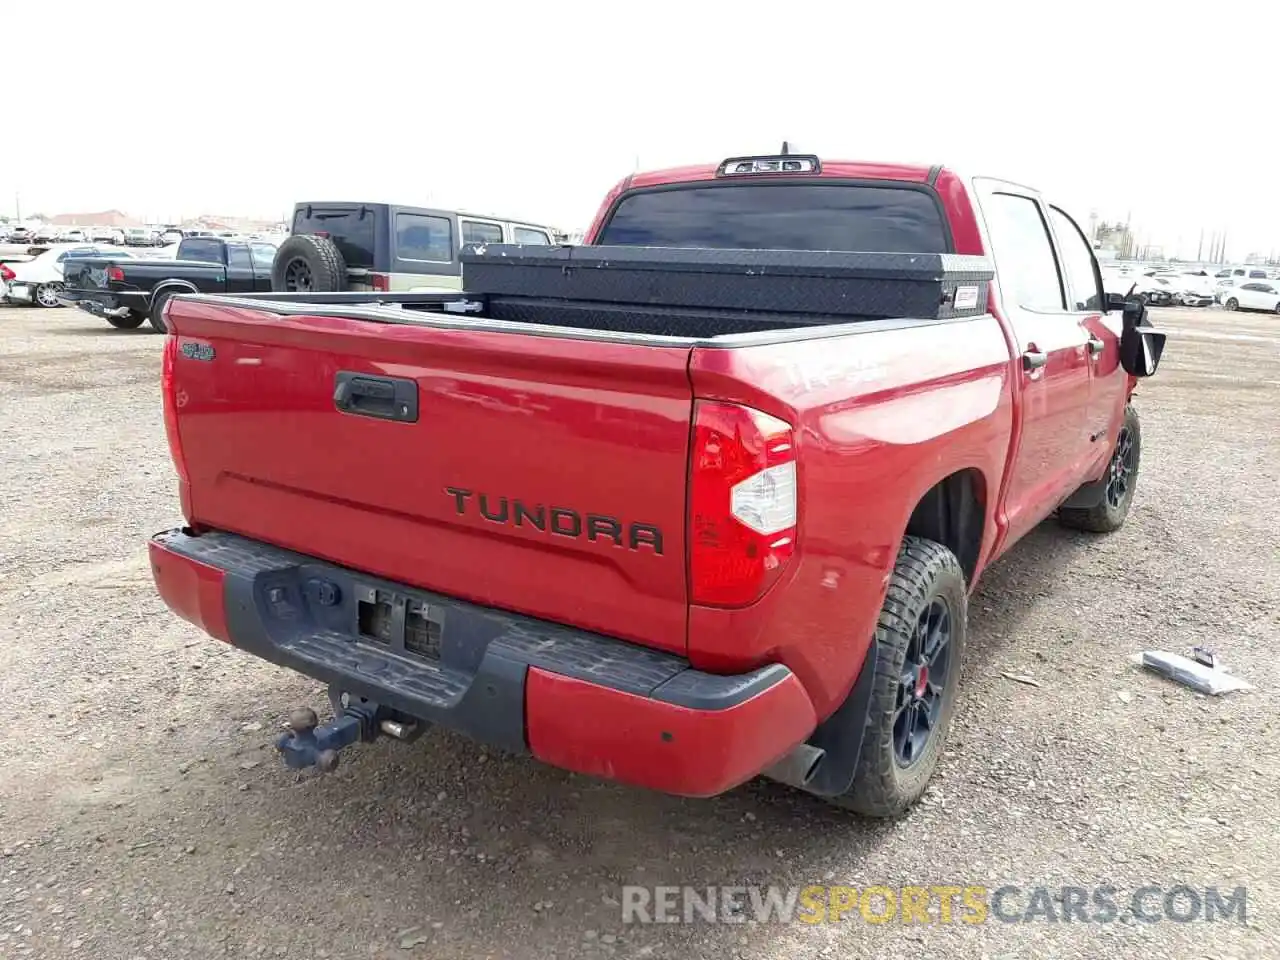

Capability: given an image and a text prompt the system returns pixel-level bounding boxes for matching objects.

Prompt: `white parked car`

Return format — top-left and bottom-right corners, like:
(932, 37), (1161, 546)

(1220, 280), (1280, 314)
(1215, 266), (1271, 281)
(1, 244), (134, 308)
(1163, 272), (1215, 307)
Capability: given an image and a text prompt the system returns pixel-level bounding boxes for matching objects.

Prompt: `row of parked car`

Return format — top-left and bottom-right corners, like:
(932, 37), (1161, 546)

(1101, 264), (1280, 312)
(3, 200), (565, 329)
(0, 242), (183, 308)
(2, 224), (170, 247)
(1, 223), (285, 249)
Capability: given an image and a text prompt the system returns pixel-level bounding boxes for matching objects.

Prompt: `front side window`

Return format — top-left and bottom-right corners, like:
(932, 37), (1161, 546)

(227, 244), (252, 270)
(1048, 206), (1102, 311)
(250, 244), (278, 270)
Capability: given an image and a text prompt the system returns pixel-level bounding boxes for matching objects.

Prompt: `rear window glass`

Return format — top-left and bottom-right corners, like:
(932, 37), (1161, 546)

(597, 183), (949, 253)
(178, 238), (224, 263)
(396, 214), (453, 262)
(292, 206), (378, 268)
(514, 227), (551, 245)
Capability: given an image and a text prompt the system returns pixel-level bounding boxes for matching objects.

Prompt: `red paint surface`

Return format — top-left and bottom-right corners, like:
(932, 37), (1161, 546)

(526, 668), (817, 797)
(148, 539), (230, 643)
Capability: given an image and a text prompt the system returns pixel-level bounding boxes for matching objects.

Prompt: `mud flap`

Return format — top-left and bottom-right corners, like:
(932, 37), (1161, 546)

(796, 638), (879, 797)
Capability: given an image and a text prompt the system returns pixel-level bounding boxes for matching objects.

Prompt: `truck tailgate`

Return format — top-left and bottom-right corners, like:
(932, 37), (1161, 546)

(61, 257), (111, 291)
(165, 298), (693, 654)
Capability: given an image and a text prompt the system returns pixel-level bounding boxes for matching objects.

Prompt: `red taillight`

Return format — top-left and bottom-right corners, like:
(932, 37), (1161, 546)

(689, 401), (798, 607)
(161, 336), (190, 487)
(369, 272), (390, 292)
(106, 265), (125, 282)
(0, 264), (14, 282)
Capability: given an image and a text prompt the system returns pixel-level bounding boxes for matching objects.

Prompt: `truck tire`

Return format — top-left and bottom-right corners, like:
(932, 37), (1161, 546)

(1058, 404), (1141, 533)
(106, 311), (145, 329)
(149, 290), (177, 333)
(271, 234), (347, 293)
(828, 536), (967, 817)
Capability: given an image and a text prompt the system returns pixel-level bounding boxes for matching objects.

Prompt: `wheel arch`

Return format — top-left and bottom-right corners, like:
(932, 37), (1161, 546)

(151, 280), (199, 302)
(901, 467), (988, 586)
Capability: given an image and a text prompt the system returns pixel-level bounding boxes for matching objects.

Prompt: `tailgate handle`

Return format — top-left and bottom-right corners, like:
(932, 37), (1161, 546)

(333, 372), (419, 423)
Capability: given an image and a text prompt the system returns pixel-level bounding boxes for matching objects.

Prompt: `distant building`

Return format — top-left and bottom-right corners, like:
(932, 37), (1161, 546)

(50, 209), (143, 228)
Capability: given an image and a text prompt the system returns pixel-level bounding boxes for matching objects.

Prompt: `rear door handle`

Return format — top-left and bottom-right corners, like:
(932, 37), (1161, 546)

(333, 372), (419, 422)
(1087, 336), (1105, 356)
(1022, 349), (1047, 371)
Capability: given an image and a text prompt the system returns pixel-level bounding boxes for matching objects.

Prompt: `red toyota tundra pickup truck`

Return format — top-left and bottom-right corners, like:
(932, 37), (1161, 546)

(148, 153), (1165, 816)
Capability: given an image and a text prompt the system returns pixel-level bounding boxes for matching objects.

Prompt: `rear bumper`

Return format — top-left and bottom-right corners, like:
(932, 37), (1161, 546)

(149, 528), (817, 797)
(59, 289), (148, 315)
(3, 281), (33, 303)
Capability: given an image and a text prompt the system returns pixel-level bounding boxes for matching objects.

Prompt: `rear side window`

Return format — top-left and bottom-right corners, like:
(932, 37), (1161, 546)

(462, 221), (504, 244)
(179, 238), (224, 263)
(983, 193), (1065, 312)
(292, 206), (378, 268)
(596, 183), (949, 253)
(396, 214), (453, 262)
(513, 227), (551, 245)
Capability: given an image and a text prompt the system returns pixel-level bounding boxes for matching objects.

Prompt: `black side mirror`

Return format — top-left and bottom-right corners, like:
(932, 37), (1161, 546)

(1118, 296), (1166, 378)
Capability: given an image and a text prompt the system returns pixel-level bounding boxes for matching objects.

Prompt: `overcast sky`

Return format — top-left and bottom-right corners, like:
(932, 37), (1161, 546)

(3, 1), (1274, 259)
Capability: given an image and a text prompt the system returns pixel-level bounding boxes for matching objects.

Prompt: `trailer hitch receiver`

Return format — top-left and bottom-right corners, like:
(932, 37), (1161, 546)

(276, 702), (379, 772)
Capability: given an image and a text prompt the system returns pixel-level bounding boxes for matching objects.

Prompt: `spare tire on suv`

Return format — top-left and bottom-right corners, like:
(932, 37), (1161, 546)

(271, 234), (347, 293)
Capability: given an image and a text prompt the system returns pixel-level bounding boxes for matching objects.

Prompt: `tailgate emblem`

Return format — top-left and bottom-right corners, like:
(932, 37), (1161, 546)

(445, 486), (664, 555)
(179, 341), (216, 362)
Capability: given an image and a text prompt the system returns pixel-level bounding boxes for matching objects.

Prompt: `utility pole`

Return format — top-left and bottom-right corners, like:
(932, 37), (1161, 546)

(1197, 228), (1204, 262)
(14, 192), (20, 221)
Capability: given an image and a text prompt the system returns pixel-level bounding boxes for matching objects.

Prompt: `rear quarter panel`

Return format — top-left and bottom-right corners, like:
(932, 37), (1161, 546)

(139, 262), (228, 294)
(688, 316), (1014, 718)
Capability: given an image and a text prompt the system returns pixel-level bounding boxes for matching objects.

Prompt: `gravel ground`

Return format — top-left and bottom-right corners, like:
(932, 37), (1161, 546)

(0, 303), (1277, 959)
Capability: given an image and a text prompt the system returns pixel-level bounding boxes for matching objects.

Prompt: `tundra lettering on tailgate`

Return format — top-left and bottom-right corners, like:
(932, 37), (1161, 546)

(445, 487), (664, 555)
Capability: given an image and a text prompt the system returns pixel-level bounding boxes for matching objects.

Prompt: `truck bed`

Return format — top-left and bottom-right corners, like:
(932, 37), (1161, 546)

(192, 245), (995, 342)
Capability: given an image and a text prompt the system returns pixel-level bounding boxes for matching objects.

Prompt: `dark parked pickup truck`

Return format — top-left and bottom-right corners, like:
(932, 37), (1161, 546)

(148, 153), (1165, 817)
(61, 236), (280, 332)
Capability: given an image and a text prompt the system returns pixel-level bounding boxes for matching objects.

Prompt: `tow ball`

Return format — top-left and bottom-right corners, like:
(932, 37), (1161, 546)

(275, 697), (420, 772)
